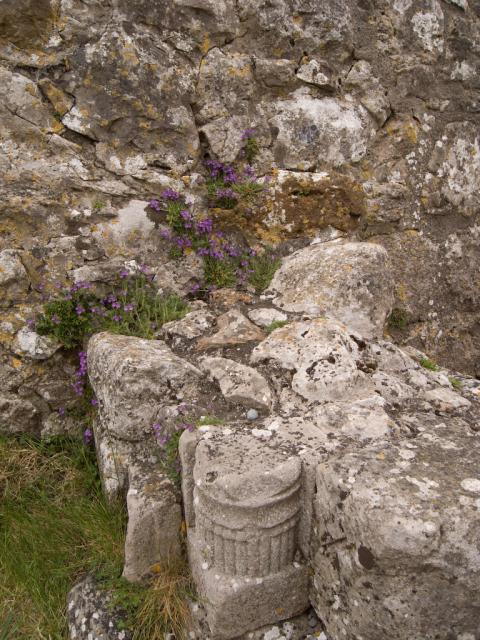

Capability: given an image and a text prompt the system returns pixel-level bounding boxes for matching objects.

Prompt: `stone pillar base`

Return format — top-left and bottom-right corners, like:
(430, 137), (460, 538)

(188, 529), (310, 640)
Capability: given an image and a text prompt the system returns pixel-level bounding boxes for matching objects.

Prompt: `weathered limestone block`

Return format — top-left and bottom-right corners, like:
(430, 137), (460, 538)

(197, 309), (265, 350)
(201, 357), (272, 411)
(12, 327), (60, 360)
(248, 307), (287, 328)
(269, 92), (374, 170)
(312, 420), (480, 640)
(87, 332), (202, 497)
(251, 319), (371, 403)
(267, 241), (394, 338)
(67, 575), (132, 640)
(123, 464), (182, 583)
(180, 427), (310, 639)
(0, 393), (39, 435)
(0, 250), (29, 307)
(88, 332), (202, 442)
(163, 308), (216, 339)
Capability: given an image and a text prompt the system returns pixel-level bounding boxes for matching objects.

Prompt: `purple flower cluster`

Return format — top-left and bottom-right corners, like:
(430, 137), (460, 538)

(205, 160), (237, 184)
(149, 199), (161, 212)
(73, 351), (88, 396)
(161, 188), (181, 201)
(241, 127), (256, 140)
(83, 427), (93, 446)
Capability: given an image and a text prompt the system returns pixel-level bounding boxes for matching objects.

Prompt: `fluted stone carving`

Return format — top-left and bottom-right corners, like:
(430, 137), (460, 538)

(194, 466), (301, 577)
(180, 428), (310, 639)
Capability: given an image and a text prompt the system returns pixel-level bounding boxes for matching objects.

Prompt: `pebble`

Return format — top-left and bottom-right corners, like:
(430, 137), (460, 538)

(247, 408), (259, 421)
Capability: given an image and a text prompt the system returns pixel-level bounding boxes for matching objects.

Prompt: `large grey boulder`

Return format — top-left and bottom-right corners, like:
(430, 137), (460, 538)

(313, 419), (480, 640)
(267, 241), (394, 339)
(88, 332), (202, 443)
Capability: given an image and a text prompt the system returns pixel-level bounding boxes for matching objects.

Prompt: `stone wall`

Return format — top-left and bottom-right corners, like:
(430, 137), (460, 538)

(1, 0), (479, 438)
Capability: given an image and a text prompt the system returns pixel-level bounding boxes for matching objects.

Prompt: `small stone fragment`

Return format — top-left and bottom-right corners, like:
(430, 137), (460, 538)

(201, 357), (272, 412)
(197, 309), (265, 350)
(247, 408), (259, 421)
(12, 327), (60, 360)
(248, 308), (287, 328)
(163, 308), (215, 339)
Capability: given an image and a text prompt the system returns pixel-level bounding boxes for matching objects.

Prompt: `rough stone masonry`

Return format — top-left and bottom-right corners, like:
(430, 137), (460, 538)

(1, 1), (480, 441)
(0, 1), (479, 638)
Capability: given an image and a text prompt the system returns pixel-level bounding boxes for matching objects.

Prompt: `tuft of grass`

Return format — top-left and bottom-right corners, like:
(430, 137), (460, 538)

(449, 376), (463, 390)
(93, 201), (106, 211)
(203, 255), (237, 289)
(247, 251), (281, 293)
(0, 435), (126, 639)
(420, 357), (439, 372)
(196, 415), (225, 426)
(387, 307), (408, 330)
(131, 557), (194, 640)
(265, 320), (288, 334)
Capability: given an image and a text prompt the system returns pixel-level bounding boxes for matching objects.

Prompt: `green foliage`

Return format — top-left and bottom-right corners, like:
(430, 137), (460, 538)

(0, 435), (126, 639)
(449, 376), (463, 389)
(93, 201), (106, 211)
(387, 307), (408, 330)
(233, 180), (264, 201)
(36, 295), (95, 348)
(36, 274), (188, 349)
(160, 430), (184, 486)
(203, 255), (237, 289)
(196, 415), (224, 426)
(265, 320), (288, 334)
(420, 357), (439, 371)
(247, 251), (281, 293)
(244, 136), (259, 164)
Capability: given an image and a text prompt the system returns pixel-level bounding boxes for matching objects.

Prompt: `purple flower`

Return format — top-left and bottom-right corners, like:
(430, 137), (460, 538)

(26, 318), (36, 328)
(124, 303), (134, 312)
(111, 301), (121, 309)
(216, 187), (235, 199)
(83, 428), (93, 446)
(241, 128), (256, 140)
(161, 188), (181, 201)
(75, 305), (85, 316)
(223, 166), (237, 184)
(244, 165), (256, 178)
(139, 265), (150, 275)
(113, 314), (122, 322)
(91, 398), (98, 406)
(205, 159), (224, 179)
(119, 269), (129, 279)
(149, 198), (161, 211)
(58, 407), (66, 417)
(196, 218), (213, 234)
(51, 314), (61, 325)
(190, 282), (201, 292)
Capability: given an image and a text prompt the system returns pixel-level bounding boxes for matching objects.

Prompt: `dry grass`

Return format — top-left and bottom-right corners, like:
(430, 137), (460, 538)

(132, 557), (194, 640)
